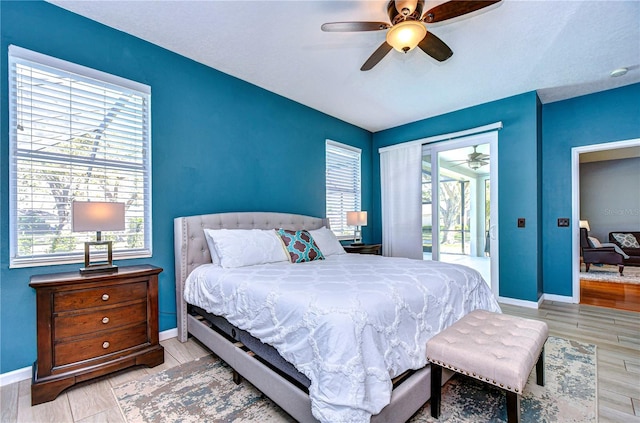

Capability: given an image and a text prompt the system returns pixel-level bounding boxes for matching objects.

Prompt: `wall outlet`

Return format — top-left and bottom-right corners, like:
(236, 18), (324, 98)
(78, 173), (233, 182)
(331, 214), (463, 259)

(517, 218), (525, 228)
(558, 218), (570, 227)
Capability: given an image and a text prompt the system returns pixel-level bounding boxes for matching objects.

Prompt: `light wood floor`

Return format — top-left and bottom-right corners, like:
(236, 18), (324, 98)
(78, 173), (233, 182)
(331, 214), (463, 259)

(1, 301), (639, 422)
(501, 301), (640, 422)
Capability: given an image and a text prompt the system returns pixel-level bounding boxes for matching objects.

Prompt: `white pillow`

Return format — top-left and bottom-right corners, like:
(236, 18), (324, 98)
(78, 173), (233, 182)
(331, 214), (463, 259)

(588, 236), (602, 248)
(309, 226), (346, 256)
(203, 229), (289, 268)
(203, 229), (222, 266)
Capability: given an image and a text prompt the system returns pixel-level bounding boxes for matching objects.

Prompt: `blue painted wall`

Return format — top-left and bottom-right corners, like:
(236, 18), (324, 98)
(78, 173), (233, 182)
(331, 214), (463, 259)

(541, 84), (640, 296)
(0, 1), (372, 373)
(536, 96), (544, 298)
(372, 92), (543, 302)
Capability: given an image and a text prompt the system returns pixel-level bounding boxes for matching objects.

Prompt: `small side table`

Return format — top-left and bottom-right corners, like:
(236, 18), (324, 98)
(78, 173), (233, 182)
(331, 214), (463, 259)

(343, 243), (382, 255)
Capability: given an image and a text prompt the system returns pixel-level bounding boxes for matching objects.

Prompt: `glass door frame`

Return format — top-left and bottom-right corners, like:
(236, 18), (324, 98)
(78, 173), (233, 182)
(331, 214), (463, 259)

(423, 131), (499, 296)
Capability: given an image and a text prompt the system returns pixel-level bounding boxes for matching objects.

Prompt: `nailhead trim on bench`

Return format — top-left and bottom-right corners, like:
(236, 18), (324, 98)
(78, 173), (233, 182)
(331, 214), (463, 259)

(427, 357), (518, 392)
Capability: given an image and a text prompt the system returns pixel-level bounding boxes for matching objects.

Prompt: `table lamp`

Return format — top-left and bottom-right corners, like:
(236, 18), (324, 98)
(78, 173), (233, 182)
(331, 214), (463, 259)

(72, 201), (125, 274)
(346, 211), (367, 245)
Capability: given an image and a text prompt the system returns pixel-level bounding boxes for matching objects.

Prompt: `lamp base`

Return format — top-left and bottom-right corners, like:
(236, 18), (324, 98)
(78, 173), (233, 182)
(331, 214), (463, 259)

(82, 240), (116, 274)
(80, 264), (118, 274)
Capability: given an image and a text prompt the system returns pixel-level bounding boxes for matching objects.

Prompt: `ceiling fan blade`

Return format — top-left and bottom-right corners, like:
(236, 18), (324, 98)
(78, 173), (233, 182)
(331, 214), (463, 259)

(422, 0), (502, 23)
(321, 22), (390, 32)
(361, 42), (393, 71)
(417, 32), (453, 62)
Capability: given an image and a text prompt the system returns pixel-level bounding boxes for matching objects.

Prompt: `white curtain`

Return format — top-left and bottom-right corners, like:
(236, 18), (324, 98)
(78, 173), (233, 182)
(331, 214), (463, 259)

(380, 143), (423, 259)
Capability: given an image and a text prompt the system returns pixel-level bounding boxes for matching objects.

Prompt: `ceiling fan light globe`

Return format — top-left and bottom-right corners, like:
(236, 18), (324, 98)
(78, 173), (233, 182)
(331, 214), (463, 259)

(386, 20), (427, 53)
(469, 161), (481, 170)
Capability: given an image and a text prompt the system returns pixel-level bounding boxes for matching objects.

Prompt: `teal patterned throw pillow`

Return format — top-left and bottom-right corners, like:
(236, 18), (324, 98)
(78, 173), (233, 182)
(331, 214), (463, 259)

(277, 229), (325, 263)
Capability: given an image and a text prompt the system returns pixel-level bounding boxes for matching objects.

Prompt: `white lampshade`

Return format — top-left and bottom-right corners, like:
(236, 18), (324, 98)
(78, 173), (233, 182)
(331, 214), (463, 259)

(346, 211), (368, 227)
(579, 220), (590, 231)
(386, 20), (427, 53)
(72, 201), (125, 232)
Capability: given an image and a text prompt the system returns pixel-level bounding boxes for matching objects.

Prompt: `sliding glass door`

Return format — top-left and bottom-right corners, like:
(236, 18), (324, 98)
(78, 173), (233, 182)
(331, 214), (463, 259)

(422, 132), (498, 293)
(422, 153), (433, 257)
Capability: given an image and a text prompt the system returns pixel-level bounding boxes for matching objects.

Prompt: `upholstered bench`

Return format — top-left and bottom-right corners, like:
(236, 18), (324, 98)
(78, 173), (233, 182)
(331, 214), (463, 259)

(426, 309), (549, 423)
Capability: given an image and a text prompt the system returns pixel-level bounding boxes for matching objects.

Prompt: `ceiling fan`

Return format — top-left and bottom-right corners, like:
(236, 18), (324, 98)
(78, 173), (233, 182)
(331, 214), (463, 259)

(321, 0), (502, 71)
(452, 145), (490, 170)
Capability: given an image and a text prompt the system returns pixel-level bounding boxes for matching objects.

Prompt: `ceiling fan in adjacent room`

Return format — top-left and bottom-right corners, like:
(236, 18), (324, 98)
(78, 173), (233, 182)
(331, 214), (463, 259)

(452, 145), (490, 170)
(321, 0), (502, 71)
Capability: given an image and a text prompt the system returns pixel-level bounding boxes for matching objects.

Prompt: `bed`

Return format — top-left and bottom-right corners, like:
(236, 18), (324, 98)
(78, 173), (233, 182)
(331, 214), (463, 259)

(174, 211), (500, 423)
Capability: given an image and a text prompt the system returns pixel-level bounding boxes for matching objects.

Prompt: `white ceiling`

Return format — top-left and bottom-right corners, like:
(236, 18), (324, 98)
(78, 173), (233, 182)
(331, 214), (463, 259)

(46, 0), (640, 132)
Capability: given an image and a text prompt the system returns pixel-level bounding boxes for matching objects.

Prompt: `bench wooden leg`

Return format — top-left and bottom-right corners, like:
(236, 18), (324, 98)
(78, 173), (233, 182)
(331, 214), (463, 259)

(536, 346), (544, 386)
(430, 364), (442, 418)
(232, 369), (242, 385)
(506, 391), (521, 423)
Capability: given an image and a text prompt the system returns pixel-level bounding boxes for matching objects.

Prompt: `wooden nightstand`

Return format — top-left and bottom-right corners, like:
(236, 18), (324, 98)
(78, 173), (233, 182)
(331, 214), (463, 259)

(343, 243), (382, 255)
(29, 265), (164, 405)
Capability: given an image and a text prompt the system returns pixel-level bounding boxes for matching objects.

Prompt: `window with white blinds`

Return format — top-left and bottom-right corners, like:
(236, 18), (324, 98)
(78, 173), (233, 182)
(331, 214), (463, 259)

(326, 140), (361, 238)
(8, 46), (152, 267)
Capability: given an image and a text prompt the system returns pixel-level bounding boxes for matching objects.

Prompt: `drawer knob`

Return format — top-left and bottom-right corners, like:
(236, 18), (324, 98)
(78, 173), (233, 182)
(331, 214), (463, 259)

(102, 341), (110, 349)
(101, 294), (110, 301)
(102, 317), (110, 324)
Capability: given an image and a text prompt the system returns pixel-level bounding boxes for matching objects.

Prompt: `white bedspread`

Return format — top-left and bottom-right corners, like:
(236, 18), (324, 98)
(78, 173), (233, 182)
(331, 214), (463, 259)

(184, 254), (500, 423)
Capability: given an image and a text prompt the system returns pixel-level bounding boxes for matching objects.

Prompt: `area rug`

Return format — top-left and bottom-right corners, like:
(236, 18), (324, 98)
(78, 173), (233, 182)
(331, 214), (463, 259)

(580, 263), (640, 284)
(112, 336), (596, 423)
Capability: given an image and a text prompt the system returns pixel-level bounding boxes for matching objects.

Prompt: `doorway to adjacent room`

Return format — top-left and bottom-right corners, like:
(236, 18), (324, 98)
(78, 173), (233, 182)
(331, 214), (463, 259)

(572, 138), (640, 311)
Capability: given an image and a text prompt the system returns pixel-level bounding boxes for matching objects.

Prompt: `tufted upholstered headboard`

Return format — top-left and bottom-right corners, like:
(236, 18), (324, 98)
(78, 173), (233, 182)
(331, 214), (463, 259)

(174, 211), (327, 341)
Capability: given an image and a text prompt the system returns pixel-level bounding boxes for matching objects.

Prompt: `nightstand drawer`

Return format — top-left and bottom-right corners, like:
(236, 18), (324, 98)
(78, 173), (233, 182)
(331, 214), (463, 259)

(54, 301), (147, 339)
(54, 323), (148, 367)
(54, 281), (147, 312)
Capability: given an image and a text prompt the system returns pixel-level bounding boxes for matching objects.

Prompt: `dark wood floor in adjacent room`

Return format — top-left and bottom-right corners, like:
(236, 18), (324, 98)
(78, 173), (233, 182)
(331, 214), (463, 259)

(581, 279), (640, 313)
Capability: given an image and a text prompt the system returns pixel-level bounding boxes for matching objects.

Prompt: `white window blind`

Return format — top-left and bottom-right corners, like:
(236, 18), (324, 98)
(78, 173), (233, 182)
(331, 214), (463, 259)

(8, 46), (152, 268)
(326, 140), (361, 238)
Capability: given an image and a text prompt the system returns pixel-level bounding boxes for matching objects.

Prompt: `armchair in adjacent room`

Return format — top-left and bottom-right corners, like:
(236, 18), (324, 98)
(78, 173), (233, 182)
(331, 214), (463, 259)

(580, 228), (625, 276)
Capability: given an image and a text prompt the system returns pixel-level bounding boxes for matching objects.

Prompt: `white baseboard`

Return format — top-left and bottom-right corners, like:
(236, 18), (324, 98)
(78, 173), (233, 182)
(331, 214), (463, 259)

(0, 327), (179, 387)
(543, 293), (576, 304)
(159, 327), (178, 341)
(0, 366), (31, 387)
(498, 296), (542, 309)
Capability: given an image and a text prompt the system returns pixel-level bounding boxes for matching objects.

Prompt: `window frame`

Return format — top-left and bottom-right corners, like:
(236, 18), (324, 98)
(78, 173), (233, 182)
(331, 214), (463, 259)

(8, 45), (152, 268)
(325, 140), (362, 240)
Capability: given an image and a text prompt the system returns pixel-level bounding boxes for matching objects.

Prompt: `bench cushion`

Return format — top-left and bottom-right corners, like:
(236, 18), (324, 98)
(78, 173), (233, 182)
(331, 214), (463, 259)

(426, 309), (548, 394)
